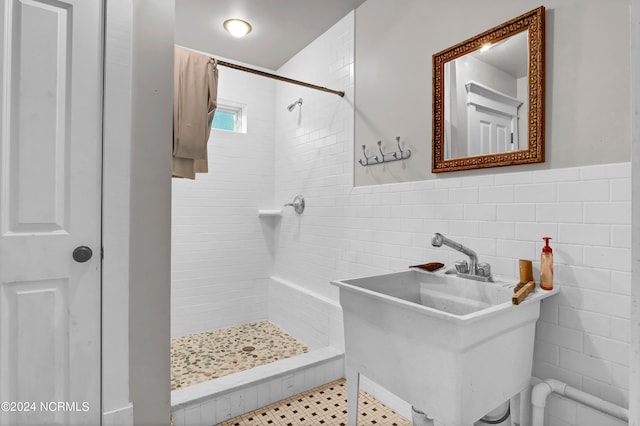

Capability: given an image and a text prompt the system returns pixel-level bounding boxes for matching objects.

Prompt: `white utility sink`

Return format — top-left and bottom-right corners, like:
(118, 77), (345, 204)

(332, 269), (558, 426)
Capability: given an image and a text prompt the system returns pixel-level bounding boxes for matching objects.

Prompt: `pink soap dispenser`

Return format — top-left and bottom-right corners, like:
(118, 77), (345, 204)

(540, 237), (553, 290)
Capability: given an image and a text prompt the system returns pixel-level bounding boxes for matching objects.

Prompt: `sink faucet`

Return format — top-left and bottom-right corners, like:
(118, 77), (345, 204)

(431, 233), (492, 281)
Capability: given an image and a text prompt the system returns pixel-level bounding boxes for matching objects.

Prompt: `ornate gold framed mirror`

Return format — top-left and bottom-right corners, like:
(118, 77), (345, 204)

(432, 6), (545, 173)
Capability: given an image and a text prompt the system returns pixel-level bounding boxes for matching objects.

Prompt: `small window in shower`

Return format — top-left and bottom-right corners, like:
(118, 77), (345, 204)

(212, 99), (247, 133)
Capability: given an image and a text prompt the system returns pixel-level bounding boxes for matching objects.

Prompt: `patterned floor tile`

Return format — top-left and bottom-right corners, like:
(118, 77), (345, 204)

(216, 379), (411, 426)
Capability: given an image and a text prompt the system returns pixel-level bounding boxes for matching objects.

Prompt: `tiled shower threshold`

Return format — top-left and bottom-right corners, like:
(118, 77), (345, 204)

(171, 346), (344, 410)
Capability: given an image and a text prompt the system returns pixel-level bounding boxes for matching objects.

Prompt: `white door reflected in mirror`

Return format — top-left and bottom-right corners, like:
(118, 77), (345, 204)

(443, 31), (528, 160)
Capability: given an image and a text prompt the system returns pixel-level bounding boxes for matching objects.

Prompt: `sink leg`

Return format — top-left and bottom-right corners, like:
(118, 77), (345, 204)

(346, 368), (360, 426)
(519, 386), (532, 426)
(411, 406), (435, 426)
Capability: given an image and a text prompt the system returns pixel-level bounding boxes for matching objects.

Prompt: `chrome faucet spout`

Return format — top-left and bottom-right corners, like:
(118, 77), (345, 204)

(431, 233), (478, 270)
(431, 233), (489, 281)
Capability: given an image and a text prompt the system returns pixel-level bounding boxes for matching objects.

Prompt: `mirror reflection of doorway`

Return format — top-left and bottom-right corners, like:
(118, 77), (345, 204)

(441, 30), (529, 161)
(465, 81), (523, 157)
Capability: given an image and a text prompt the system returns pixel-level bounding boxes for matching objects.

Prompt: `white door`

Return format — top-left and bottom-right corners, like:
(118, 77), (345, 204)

(0, 0), (103, 425)
(467, 106), (517, 156)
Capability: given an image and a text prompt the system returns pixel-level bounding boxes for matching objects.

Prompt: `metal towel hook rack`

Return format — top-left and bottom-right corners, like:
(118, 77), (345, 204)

(358, 136), (411, 167)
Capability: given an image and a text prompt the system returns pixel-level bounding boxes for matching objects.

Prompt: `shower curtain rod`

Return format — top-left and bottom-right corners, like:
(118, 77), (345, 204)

(215, 59), (345, 98)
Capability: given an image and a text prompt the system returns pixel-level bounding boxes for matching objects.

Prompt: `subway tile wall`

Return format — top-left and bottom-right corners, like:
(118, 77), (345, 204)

(273, 11), (631, 421)
(171, 65), (276, 338)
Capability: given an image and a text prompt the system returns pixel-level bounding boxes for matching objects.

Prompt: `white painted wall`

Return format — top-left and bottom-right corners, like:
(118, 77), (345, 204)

(171, 63), (276, 338)
(629, 0), (640, 424)
(128, 0), (174, 424)
(355, 0), (630, 185)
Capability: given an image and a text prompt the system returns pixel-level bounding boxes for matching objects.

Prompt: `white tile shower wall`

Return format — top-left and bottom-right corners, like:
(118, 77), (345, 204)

(273, 12), (355, 302)
(171, 65), (276, 338)
(268, 276), (344, 351)
(272, 10), (631, 419)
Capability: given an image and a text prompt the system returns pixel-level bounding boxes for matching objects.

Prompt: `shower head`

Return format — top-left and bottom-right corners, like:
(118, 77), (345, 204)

(287, 98), (303, 112)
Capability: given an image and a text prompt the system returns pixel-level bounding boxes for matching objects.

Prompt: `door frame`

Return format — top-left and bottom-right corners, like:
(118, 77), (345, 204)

(101, 0), (174, 424)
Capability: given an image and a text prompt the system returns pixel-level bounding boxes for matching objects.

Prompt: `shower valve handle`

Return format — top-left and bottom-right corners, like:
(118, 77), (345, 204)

(284, 195), (305, 214)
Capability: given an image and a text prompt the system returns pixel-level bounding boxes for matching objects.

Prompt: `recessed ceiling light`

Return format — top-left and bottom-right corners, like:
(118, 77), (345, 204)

(223, 19), (252, 38)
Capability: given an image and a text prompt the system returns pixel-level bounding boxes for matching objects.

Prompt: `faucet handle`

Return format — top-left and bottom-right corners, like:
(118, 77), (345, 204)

(454, 259), (469, 274)
(477, 262), (492, 277)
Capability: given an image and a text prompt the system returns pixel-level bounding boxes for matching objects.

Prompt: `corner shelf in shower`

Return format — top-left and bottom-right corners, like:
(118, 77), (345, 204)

(258, 209), (283, 217)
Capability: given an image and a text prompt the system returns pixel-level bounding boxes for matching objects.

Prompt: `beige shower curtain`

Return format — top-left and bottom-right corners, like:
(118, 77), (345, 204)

(173, 45), (218, 179)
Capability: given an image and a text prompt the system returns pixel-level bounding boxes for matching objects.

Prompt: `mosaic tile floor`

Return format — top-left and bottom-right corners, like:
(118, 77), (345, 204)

(217, 379), (411, 426)
(171, 321), (309, 391)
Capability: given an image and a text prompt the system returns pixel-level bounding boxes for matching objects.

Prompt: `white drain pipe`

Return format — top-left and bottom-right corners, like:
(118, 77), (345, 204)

(531, 379), (629, 425)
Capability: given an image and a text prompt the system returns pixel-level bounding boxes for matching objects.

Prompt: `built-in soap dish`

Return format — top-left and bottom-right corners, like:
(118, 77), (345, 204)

(258, 209), (282, 217)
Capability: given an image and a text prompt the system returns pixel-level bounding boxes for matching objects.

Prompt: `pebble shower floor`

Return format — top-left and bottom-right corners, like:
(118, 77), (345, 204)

(171, 320), (309, 390)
